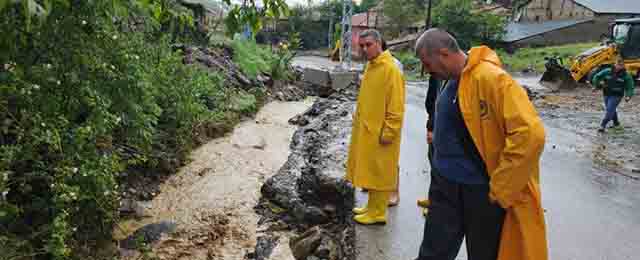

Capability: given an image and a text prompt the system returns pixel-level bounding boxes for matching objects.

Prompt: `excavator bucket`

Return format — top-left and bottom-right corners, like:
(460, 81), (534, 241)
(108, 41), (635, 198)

(540, 57), (578, 91)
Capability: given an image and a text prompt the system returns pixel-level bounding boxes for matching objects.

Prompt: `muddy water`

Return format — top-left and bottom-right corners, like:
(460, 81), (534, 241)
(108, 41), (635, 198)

(116, 100), (313, 259)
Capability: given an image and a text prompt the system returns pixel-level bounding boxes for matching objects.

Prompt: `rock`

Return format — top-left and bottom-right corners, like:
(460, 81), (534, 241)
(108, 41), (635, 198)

(253, 137), (267, 150)
(329, 72), (356, 92)
(119, 199), (152, 218)
(290, 227), (323, 260)
(134, 201), (152, 218)
(289, 114), (310, 126)
(322, 204), (336, 215)
(303, 206), (329, 224)
(316, 236), (341, 260)
(248, 235), (280, 260)
(119, 221), (177, 249)
(303, 68), (331, 87)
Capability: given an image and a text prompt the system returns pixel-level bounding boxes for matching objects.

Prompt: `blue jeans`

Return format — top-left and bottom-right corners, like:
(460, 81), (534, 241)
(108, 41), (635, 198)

(602, 96), (623, 128)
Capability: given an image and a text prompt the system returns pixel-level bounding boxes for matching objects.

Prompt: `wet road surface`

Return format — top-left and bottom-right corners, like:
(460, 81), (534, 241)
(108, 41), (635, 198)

(355, 81), (640, 260)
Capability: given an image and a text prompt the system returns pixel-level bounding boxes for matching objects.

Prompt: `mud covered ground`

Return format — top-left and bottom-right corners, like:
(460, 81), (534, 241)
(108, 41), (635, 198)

(532, 84), (640, 179)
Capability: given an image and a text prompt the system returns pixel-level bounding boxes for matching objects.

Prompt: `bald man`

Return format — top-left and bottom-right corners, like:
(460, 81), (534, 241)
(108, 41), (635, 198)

(414, 29), (547, 260)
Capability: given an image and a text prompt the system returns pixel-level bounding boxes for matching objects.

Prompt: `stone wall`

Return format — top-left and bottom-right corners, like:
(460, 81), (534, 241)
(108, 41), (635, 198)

(520, 0), (595, 23)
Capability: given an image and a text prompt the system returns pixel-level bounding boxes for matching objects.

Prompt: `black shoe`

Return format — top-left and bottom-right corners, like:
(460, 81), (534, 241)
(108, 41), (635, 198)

(598, 127), (606, 133)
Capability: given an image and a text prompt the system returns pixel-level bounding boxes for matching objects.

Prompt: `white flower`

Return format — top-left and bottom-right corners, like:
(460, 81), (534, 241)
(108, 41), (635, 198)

(56, 80), (61, 85)
(69, 192), (76, 198)
(125, 54), (129, 59)
(44, 64), (52, 69)
(133, 55), (140, 60)
(71, 167), (78, 173)
(104, 191), (110, 196)
(115, 116), (122, 123)
(72, 227), (78, 232)
(81, 20), (87, 25)
(50, 183), (55, 188)
(112, 35), (118, 40)
(40, 122), (46, 127)
(33, 84), (40, 90)
(110, 65), (116, 70)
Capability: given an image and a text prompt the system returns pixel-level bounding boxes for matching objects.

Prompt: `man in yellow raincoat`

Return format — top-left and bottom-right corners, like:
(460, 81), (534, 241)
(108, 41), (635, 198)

(345, 29), (405, 225)
(414, 29), (547, 260)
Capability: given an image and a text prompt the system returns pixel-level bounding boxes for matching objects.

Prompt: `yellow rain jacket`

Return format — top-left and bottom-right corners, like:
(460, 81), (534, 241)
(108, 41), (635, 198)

(459, 46), (548, 260)
(346, 51), (405, 191)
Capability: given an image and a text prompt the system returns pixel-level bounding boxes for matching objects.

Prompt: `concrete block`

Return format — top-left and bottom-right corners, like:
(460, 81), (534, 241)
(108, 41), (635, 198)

(303, 68), (331, 87)
(330, 72), (357, 91)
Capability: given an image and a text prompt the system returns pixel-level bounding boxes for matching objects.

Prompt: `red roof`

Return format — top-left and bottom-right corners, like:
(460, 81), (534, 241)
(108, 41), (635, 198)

(351, 13), (369, 27)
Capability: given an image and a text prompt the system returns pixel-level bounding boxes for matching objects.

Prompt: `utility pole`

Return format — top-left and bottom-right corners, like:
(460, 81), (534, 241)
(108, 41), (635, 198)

(422, 0), (433, 78)
(426, 0), (433, 29)
(340, 0), (353, 70)
(328, 13), (334, 50)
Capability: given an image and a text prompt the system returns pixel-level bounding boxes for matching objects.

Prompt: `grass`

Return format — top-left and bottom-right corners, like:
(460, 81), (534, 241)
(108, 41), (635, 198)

(497, 42), (600, 73)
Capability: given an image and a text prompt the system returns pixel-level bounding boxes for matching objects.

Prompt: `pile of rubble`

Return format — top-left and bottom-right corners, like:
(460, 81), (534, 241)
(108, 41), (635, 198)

(252, 77), (360, 260)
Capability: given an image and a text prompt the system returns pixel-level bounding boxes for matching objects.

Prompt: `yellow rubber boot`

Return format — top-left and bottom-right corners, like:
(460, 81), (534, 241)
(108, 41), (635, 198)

(352, 206), (368, 215)
(354, 191), (389, 225)
(417, 198), (431, 208)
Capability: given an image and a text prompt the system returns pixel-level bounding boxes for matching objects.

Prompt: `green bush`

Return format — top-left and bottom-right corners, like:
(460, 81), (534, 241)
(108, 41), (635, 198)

(433, 0), (506, 50)
(231, 39), (296, 81)
(497, 42), (600, 72)
(395, 52), (421, 74)
(0, 1), (255, 259)
(231, 39), (274, 79)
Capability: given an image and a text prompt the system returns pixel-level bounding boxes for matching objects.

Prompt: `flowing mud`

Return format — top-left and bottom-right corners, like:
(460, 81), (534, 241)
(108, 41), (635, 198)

(116, 100), (314, 260)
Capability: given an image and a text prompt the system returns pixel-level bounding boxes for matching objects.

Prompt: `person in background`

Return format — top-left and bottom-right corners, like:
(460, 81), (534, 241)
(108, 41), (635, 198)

(592, 58), (635, 133)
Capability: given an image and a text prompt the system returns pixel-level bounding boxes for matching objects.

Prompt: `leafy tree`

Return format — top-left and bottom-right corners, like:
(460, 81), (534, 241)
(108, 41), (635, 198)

(0, 0), (260, 259)
(223, 0), (289, 37)
(357, 0), (380, 12)
(383, 0), (424, 38)
(432, 0), (506, 50)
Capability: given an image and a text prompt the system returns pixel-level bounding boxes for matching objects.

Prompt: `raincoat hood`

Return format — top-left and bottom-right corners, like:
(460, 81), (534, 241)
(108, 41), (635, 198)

(371, 50), (393, 65)
(464, 46), (503, 73)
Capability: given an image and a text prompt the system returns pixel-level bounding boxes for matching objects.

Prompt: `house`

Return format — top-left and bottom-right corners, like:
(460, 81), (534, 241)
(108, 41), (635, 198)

(350, 1), (425, 59)
(502, 0), (640, 49)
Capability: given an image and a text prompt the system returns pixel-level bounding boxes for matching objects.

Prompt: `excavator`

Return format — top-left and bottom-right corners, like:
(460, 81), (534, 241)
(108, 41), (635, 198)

(541, 18), (640, 90)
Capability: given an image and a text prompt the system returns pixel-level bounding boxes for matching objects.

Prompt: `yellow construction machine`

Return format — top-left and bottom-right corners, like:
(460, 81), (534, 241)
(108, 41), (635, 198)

(541, 18), (640, 90)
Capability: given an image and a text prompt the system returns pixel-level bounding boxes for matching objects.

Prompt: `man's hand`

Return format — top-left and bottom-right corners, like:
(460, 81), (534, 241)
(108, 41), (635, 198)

(427, 130), (433, 144)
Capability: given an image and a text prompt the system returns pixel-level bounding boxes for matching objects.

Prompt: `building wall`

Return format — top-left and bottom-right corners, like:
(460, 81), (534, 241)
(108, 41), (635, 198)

(508, 20), (601, 48)
(520, 0), (595, 22)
